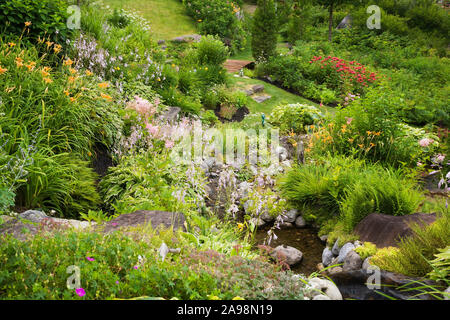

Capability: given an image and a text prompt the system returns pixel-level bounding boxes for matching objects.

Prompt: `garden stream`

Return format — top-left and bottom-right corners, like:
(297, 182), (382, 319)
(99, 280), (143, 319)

(254, 226), (325, 276)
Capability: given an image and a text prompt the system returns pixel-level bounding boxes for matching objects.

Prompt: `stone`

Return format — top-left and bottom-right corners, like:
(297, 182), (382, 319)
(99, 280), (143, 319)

(252, 95), (271, 103)
(308, 277), (343, 300)
(329, 269), (440, 300)
(260, 211), (275, 223)
(252, 84), (264, 93)
(354, 213), (436, 248)
(343, 250), (363, 272)
(243, 200), (253, 214)
(19, 210), (48, 223)
(97, 210), (187, 234)
(337, 242), (356, 264)
(275, 146), (288, 161)
(336, 14), (352, 29)
(322, 247), (334, 267)
(249, 217), (266, 228)
(171, 34), (202, 43)
(161, 106), (181, 123)
(362, 257), (372, 271)
(284, 209), (298, 223)
(271, 245), (303, 266)
(0, 215), (15, 224)
(313, 294), (331, 300)
(279, 221), (294, 229)
(330, 256), (339, 266)
(331, 239), (340, 256)
(238, 181), (251, 199)
(327, 266), (343, 276)
(295, 215), (306, 228)
(319, 235), (328, 243)
(444, 287), (450, 300)
(240, 89), (254, 96)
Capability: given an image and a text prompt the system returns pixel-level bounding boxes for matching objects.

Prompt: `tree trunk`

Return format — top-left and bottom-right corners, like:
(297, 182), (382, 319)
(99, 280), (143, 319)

(328, 2), (333, 42)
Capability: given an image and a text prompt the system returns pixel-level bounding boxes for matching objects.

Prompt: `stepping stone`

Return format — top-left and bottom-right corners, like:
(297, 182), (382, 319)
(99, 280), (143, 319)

(252, 84), (264, 93)
(252, 95), (271, 103)
(239, 89), (254, 96)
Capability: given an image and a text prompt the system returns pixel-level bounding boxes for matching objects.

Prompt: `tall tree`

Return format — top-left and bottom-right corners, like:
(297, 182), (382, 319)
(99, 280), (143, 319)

(318, 0), (353, 42)
(251, 0), (279, 63)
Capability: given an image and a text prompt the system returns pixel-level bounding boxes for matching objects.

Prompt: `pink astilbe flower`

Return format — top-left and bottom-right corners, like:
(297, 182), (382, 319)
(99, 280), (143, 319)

(418, 138), (434, 147)
(146, 123), (159, 136)
(165, 140), (174, 149)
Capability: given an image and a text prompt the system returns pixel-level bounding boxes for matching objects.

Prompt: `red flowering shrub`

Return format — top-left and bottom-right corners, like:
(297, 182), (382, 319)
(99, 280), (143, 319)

(308, 55), (381, 98)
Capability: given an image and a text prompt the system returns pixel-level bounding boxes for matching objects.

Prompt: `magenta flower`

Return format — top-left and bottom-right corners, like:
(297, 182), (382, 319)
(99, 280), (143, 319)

(75, 288), (86, 297)
(86, 257), (95, 261)
(115, 280), (119, 284)
(111, 222), (118, 227)
(133, 266), (139, 270)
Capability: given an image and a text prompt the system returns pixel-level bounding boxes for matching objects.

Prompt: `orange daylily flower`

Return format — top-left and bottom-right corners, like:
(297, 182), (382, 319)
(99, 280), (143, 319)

(98, 82), (109, 89)
(100, 93), (112, 100)
(64, 58), (73, 66)
(25, 21), (32, 27)
(8, 42), (16, 47)
(85, 70), (93, 76)
(26, 61), (36, 71)
(15, 57), (24, 67)
(43, 77), (53, 84)
(53, 44), (62, 54)
(0, 65), (7, 75)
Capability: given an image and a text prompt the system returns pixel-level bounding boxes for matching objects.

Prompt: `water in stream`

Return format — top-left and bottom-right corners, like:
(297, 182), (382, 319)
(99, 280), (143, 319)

(254, 226), (325, 276)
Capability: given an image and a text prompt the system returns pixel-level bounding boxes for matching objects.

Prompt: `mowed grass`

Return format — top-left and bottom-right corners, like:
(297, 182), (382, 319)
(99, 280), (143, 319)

(104, 0), (197, 40)
(228, 75), (335, 126)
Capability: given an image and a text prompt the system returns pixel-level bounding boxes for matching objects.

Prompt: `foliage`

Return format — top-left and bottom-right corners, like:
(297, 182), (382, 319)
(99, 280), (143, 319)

(354, 242), (377, 260)
(251, 0), (278, 63)
(269, 103), (324, 134)
(371, 213), (450, 277)
(309, 89), (441, 167)
(0, 35), (121, 217)
(280, 155), (423, 231)
(0, 0), (73, 44)
(0, 227), (309, 299)
(426, 246), (450, 286)
(99, 151), (207, 215)
(181, 0), (246, 52)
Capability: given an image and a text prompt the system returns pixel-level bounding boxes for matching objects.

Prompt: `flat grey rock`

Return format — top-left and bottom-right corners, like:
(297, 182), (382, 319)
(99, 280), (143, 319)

(252, 95), (271, 103)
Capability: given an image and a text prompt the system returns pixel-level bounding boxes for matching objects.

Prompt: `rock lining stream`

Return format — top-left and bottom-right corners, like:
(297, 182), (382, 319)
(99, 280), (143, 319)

(254, 226), (325, 276)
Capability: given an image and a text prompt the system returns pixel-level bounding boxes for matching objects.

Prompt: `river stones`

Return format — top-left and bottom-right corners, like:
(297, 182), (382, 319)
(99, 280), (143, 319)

(270, 245), (303, 266)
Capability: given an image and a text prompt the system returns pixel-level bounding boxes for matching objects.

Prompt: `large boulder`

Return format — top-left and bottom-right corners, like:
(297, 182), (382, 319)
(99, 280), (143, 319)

(354, 213), (436, 248)
(98, 210), (186, 234)
(19, 210), (47, 223)
(270, 245), (303, 266)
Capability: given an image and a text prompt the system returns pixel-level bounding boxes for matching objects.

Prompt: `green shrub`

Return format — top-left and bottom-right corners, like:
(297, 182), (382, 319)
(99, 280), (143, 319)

(280, 155), (423, 231)
(0, 227), (308, 299)
(0, 0), (73, 43)
(269, 103), (324, 134)
(196, 35), (229, 66)
(354, 242), (377, 260)
(251, 0), (278, 62)
(182, 0), (246, 52)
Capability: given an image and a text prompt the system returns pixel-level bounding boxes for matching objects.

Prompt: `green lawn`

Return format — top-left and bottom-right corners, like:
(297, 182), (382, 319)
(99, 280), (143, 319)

(104, 0), (197, 40)
(228, 75), (335, 125)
